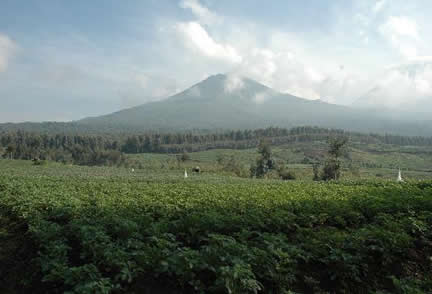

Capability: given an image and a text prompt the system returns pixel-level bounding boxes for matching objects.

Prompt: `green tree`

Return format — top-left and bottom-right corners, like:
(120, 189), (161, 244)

(312, 163), (320, 181)
(6, 144), (15, 160)
(251, 139), (275, 178)
(328, 136), (349, 159)
(321, 136), (349, 181)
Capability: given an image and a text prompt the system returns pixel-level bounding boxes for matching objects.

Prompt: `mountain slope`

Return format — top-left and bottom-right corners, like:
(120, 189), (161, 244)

(78, 74), (432, 135)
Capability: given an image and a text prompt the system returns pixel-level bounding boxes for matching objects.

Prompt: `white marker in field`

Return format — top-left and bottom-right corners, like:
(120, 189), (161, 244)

(184, 169), (188, 178)
(397, 169), (404, 182)
(131, 168), (135, 172)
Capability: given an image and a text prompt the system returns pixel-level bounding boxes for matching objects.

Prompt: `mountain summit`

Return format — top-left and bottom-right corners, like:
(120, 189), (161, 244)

(78, 74), (431, 135)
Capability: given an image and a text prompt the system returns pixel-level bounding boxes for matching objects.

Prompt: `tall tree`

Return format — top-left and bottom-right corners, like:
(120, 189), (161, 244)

(251, 139), (275, 178)
(6, 144), (15, 160)
(321, 136), (349, 181)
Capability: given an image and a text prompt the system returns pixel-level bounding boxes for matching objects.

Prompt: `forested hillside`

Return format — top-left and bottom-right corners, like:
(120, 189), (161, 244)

(2, 127), (432, 166)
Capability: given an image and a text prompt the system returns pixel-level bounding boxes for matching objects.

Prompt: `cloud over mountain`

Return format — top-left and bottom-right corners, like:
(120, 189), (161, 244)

(175, 21), (242, 64)
(1, 0), (432, 122)
(379, 16), (420, 58)
(355, 58), (432, 110)
(173, 0), (432, 110)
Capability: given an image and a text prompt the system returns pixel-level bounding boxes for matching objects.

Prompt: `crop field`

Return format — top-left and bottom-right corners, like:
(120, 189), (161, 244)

(126, 142), (432, 181)
(1, 159), (432, 293)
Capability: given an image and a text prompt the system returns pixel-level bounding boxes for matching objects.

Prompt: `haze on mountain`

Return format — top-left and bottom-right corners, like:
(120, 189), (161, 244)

(76, 74), (432, 136)
(354, 59), (432, 120)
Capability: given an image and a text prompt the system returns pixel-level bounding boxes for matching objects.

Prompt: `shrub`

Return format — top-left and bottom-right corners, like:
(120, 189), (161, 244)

(32, 159), (47, 166)
(321, 159), (341, 181)
(278, 167), (296, 180)
(312, 164), (320, 181)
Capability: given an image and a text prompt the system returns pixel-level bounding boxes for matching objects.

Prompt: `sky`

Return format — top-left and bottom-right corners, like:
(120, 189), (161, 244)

(0, 0), (432, 122)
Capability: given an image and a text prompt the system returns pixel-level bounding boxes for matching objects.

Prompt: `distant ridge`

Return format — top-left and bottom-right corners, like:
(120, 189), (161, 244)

(1, 74), (432, 136)
(76, 74), (432, 135)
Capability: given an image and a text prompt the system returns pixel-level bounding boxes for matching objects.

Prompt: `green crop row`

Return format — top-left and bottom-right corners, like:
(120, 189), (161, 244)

(1, 176), (431, 293)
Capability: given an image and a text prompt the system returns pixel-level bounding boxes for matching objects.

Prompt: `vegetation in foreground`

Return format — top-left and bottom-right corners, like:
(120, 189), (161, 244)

(0, 163), (431, 293)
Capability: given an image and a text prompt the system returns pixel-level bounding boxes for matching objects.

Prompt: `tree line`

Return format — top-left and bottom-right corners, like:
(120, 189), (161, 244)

(1, 126), (432, 166)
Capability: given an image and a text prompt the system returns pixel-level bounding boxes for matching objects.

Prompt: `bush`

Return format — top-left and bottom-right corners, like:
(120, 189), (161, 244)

(278, 167), (296, 180)
(312, 164), (320, 181)
(177, 152), (190, 163)
(321, 159), (341, 181)
(32, 159), (47, 166)
(224, 156), (249, 178)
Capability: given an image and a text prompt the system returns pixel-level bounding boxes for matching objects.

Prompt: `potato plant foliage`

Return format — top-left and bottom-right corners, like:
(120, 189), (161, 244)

(1, 173), (432, 293)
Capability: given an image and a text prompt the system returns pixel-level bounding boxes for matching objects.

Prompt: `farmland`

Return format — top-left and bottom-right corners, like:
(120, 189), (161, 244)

(127, 141), (432, 181)
(1, 159), (431, 293)
(3, 1), (432, 293)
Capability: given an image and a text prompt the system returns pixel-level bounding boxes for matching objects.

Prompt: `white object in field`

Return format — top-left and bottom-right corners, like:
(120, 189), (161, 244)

(397, 169), (404, 182)
(131, 168), (135, 172)
(184, 169), (188, 178)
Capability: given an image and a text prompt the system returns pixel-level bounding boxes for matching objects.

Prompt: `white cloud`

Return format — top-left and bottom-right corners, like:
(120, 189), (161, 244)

(95, 0), (432, 114)
(180, 0), (221, 25)
(38, 65), (89, 87)
(235, 48), (279, 85)
(359, 30), (369, 44)
(356, 60), (432, 109)
(131, 74), (180, 99)
(0, 34), (16, 73)
(211, 44), (365, 103)
(176, 21), (242, 64)
(379, 16), (421, 59)
(174, 0), (369, 104)
(355, 13), (371, 27)
(116, 71), (181, 108)
(407, 55), (432, 64)
(399, 44), (418, 59)
(253, 91), (272, 104)
(372, 0), (387, 14)
(150, 85), (180, 98)
(380, 16), (419, 40)
(6, 0), (432, 121)
(224, 74), (245, 93)
(415, 77), (432, 95)
(229, 46), (367, 103)
(134, 74), (149, 89)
